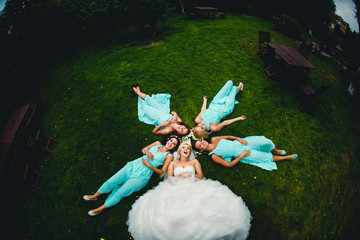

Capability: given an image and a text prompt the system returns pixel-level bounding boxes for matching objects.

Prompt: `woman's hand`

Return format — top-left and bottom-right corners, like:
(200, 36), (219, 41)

(242, 150), (251, 157)
(203, 96), (207, 102)
(162, 120), (172, 126)
(169, 116), (176, 123)
(142, 158), (151, 167)
(237, 138), (248, 145)
(146, 151), (154, 161)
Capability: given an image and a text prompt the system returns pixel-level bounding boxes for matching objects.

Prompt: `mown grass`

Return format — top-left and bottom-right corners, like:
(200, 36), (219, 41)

(2, 13), (360, 239)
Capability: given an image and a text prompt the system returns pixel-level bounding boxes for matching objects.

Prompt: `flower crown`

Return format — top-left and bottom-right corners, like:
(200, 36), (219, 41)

(167, 135), (182, 144)
(181, 130), (203, 155)
(182, 130), (203, 142)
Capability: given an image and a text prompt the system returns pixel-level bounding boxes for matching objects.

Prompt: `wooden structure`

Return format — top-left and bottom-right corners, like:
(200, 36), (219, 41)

(0, 103), (32, 176)
(262, 42), (329, 99)
(27, 128), (56, 153)
(263, 44), (278, 78)
(21, 163), (46, 190)
(259, 31), (271, 59)
(267, 43), (316, 70)
(193, 6), (219, 18)
(0, 103), (52, 190)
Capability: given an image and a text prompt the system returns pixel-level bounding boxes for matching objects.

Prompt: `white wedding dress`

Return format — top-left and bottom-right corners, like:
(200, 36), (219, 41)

(127, 166), (252, 240)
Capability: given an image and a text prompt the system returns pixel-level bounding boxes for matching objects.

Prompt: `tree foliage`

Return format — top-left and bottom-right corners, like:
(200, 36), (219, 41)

(0, 0), (171, 44)
(0, 0), (172, 115)
(354, 0), (360, 31)
(0, 0), (343, 110)
(0, 0), (337, 58)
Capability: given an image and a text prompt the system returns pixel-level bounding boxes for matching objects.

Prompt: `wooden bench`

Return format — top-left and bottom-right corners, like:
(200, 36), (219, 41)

(27, 128), (56, 152)
(19, 162), (46, 190)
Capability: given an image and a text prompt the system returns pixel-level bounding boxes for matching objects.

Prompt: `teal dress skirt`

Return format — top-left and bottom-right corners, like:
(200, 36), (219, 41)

(201, 80), (239, 131)
(138, 93), (173, 127)
(97, 145), (169, 207)
(209, 137), (277, 171)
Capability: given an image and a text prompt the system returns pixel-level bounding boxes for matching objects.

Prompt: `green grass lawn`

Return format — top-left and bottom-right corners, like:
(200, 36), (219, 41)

(2, 13), (360, 239)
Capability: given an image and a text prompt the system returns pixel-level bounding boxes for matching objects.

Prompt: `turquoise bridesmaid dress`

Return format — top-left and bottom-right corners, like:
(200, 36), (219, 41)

(201, 80), (239, 131)
(98, 145), (169, 207)
(137, 93), (173, 127)
(209, 138), (277, 171)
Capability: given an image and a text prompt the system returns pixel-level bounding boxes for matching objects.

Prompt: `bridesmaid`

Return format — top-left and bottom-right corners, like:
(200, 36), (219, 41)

(194, 135), (297, 170)
(83, 135), (181, 216)
(192, 80), (246, 139)
(133, 85), (190, 136)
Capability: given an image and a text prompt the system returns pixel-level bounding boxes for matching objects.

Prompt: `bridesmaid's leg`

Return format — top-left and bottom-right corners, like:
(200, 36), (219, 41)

(133, 86), (147, 100)
(271, 147), (286, 155)
(97, 164), (130, 194)
(212, 80), (234, 102)
(89, 204), (107, 215)
(273, 154), (297, 162)
(104, 177), (148, 208)
(88, 177), (146, 216)
(86, 192), (102, 200)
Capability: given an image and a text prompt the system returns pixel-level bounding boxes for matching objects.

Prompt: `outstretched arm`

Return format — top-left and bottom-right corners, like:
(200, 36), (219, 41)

(195, 96), (208, 124)
(211, 150), (250, 167)
(152, 120), (172, 135)
(212, 135), (247, 145)
(211, 115), (246, 132)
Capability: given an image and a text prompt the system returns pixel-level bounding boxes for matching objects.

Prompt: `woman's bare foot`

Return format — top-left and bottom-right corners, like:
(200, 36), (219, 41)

(133, 87), (140, 95)
(132, 87), (137, 93)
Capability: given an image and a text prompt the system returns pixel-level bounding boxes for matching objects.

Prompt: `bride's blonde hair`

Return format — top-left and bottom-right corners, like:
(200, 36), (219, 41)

(177, 141), (193, 160)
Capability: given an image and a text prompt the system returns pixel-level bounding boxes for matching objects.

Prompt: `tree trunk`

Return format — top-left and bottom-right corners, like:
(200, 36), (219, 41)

(179, 0), (185, 13)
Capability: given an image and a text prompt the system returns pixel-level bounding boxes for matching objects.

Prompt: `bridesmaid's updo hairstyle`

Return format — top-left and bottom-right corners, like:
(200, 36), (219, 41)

(191, 127), (211, 139)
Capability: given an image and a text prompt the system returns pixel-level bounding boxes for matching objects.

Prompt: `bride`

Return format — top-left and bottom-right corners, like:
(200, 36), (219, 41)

(127, 141), (252, 240)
